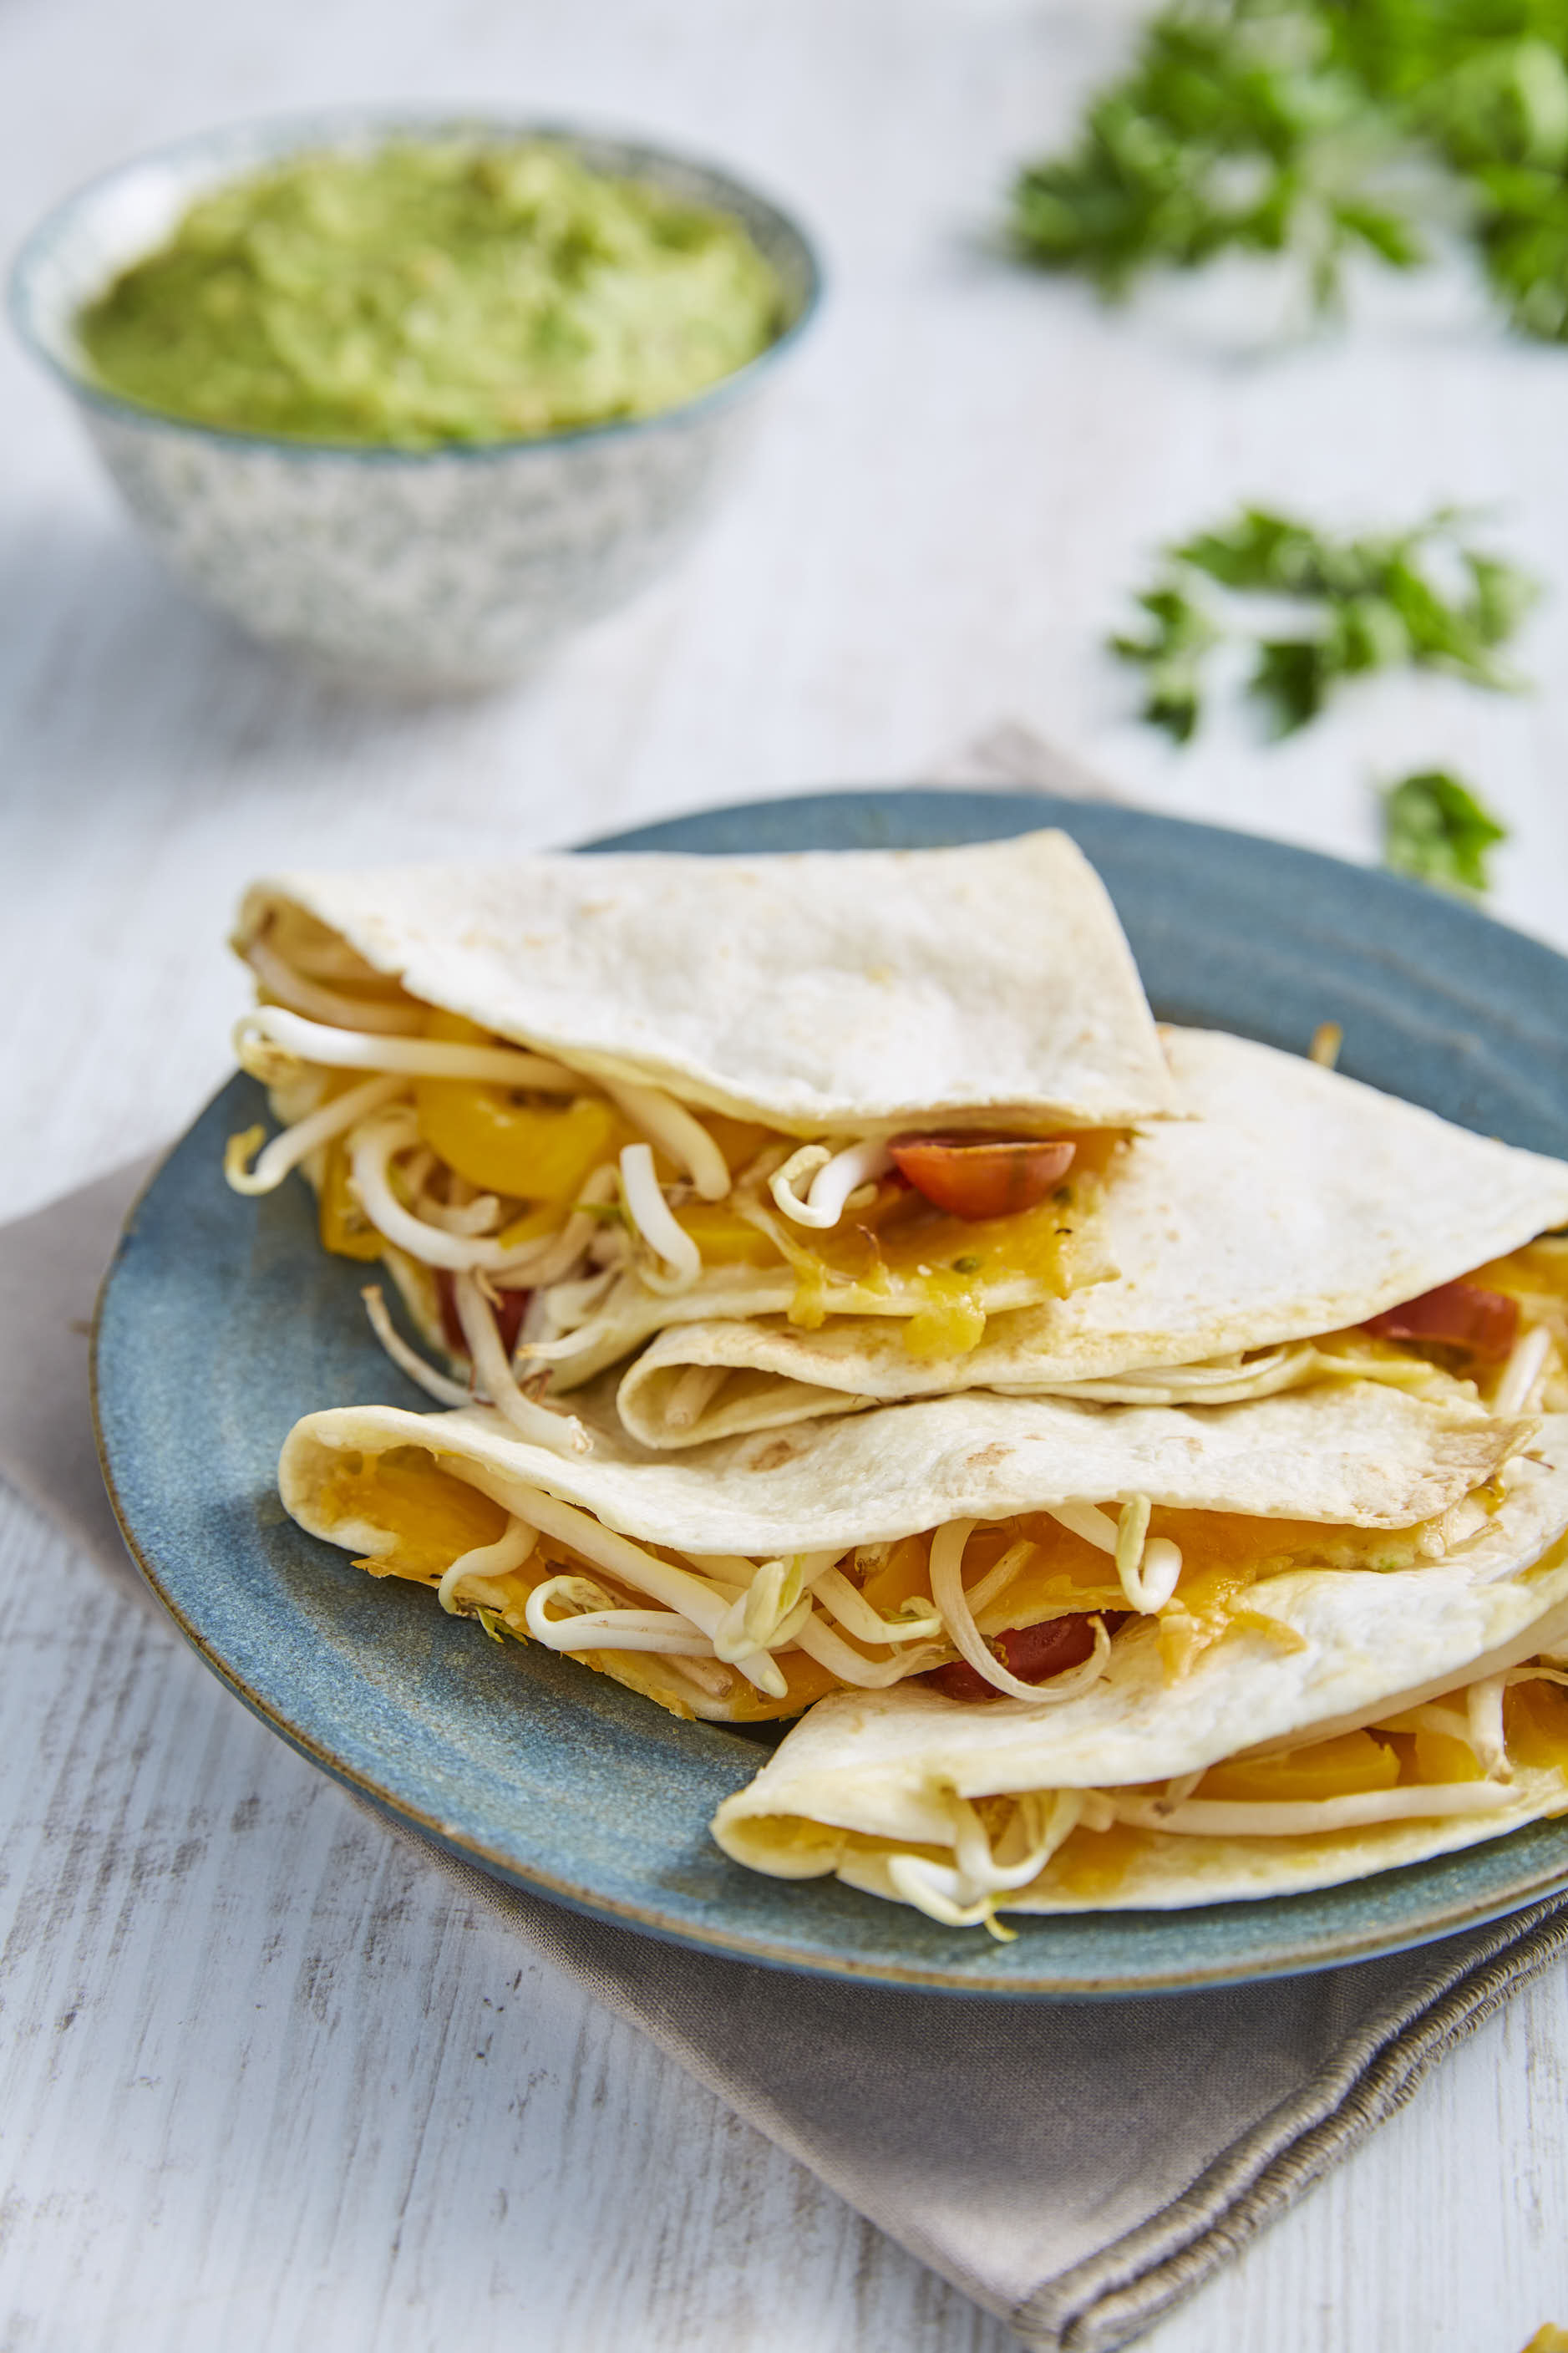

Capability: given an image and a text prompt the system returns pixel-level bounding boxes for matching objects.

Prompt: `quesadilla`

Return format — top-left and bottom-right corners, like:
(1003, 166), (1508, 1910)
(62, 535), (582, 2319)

(278, 1381), (1532, 1726)
(227, 832), (1169, 1450)
(614, 1028), (1568, 1445)
(711, 1426), (1568, 1929)
(713, 1655), (1568, 1929)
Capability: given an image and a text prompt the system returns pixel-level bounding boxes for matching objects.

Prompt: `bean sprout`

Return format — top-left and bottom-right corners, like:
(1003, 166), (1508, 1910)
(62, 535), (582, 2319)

(500, 1165), (621, 1290)
(770, 1139), (893, 1229)
(534, 1265), (622, 1334)
(883, 1797), (1083, 1939)
(524, 1577), (720, 1655)
(963, 1539), (1037, 1624)
(348, 1110), (581, 1274)
(619, 1143), (702, 1290)
(884, 1857), (1003, 1934)
(245, 938), (426, 1034)
(1466, 1674), (1510, 1777)
(450, 1272), (590, 1456)
(361, 1284), (474, 1406)
(929, 1519), (1112, 1702)
(1494, 1322), (1553, 1417)
(713, 1560), (814, 1663)
(1114, 1497), (1183, 1613)
(236, 1004), (581, 1088)
(789, 1608), (946, 1689)
(1043, 1500), (1119, 1553)
(603, 1078), (731, 1200)
(437, 1517), (538, 1614)
(419, 1191), (504, 1237)
(453, 1476), (786, 1698)
(951, 1790), (1084, 1898)
(1043, 1497), (1182, 1614)
(809, 1566), (945, 1645)
(225, 1071), (406, 1195)
(1113, 1784), (1515, 1837)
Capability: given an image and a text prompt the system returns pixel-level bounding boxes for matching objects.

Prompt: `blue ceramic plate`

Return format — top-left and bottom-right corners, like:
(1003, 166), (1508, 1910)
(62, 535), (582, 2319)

(94, 790), (1568, 1995)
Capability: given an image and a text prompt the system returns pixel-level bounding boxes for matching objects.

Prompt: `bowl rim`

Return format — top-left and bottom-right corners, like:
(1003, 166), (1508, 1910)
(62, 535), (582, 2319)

(6, 104), (825, 465)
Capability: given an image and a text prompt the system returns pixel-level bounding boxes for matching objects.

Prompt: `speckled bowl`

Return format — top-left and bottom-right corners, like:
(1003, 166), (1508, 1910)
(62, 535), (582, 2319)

(8, 110), (821, 691)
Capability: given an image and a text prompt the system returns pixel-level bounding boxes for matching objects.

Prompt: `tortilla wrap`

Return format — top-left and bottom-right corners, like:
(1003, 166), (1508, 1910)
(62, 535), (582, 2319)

(717, 1679), (1568, 1918)
(279, 1381), (1531, 1724)
(710, 1426), (1568, 1914)
(612, 1026), (1568, 1440)
(282, 1382), (1524, 1559)
(238, 829), (1171, 1132)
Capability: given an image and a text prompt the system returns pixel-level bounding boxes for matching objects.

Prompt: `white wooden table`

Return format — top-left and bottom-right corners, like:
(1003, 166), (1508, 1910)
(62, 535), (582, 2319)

(3, 2), (1567, 2345)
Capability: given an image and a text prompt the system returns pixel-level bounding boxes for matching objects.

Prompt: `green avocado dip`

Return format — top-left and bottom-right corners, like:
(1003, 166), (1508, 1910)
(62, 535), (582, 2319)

(76, 138), (786, 447)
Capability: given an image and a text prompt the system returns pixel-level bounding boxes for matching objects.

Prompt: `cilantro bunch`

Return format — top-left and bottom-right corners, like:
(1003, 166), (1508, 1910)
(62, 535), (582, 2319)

(1013, 4), (1423, 312)
(1013, 0), (1568, 339)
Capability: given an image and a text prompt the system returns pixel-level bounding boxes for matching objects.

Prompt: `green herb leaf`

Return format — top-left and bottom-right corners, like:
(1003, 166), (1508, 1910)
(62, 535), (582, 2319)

(1381, 769), (1509, 893)
(1250, 635), (1332, 732)
(1110, 582), (1220, 739)
(1175, 506), (1332, 595)
(1012, 0), (1568, 343)
(1114, 501), (1536, 740)
(1011, 1), (1424, 310)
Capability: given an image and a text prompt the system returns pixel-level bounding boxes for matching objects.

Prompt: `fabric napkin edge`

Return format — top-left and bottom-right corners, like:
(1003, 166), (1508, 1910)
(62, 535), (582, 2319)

(363, 1790), (1568, 2353)
(1020, 1893), (1568, 2351)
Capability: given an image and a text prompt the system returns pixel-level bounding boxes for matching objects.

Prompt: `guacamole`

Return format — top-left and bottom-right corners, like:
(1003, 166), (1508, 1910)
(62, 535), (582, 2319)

(77, 139), (786, 447)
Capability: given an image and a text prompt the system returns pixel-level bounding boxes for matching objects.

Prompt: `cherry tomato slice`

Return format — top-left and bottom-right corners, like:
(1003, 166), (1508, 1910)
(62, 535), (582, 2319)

(921, 1610), (1127, 1703)
(1363, 1278), (1519, 1364)
(887, 1134), (1076, 1221)
(436, 1269), (530, 1361)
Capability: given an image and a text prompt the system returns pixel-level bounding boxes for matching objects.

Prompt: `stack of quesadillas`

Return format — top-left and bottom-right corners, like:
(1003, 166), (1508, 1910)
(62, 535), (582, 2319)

(234, 831), (1568, 1933)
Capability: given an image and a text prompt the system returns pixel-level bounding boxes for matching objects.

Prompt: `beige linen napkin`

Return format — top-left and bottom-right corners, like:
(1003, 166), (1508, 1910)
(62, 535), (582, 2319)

(3, 1158), (1566, 2353)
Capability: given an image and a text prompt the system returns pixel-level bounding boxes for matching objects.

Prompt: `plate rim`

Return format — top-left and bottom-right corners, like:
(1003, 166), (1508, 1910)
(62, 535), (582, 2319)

(91, 785), (1568, 1997)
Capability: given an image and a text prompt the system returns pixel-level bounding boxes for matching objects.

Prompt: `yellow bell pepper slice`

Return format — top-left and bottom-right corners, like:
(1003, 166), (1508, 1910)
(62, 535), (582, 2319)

(318, 1135), (383, 1261)
(672, 1200), (782, 1267)
(1505, 1679), (1568, 1773)
(1410, 1729), (1486, 1785)
(322, 1445), (509, 1578)
(1200, 1729), (1400, 1805)
(414, 1080), (627, 1202)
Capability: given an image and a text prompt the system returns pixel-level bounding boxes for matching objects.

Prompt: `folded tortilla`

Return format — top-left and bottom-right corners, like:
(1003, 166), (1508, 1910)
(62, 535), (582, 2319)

(278, 1380), (1531, 1725)
(613, 1027), (1568, 1441)
(713, 1663), (1568, 1923)
(710, 1424), (1568, 1922)
(236, 829), (1170, 1132)
(230, 830), (1177, 1412)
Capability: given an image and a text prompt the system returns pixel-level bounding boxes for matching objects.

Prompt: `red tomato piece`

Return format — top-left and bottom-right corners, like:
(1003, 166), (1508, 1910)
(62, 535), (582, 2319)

(921, 1610), (1127, 1702)
(435, 1269), (530, 1359)
(1363, 1279), (1519, 1364)
(887, 1134), (1076, 1221)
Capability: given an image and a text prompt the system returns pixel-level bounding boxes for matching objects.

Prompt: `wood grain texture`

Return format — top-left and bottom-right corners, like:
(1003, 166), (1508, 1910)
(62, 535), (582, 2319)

(1, 0), (1566, 2345)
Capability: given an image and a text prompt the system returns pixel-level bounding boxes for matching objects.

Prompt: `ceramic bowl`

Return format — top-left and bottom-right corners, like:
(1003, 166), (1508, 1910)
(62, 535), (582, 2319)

(9, 111), (821, 691)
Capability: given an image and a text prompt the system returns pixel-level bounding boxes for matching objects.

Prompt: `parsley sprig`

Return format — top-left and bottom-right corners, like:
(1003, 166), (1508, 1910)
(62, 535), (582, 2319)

(1113, 504), (1537, 739)
(1014, 4), (1424, 312)
(1381, 769), (1510, 891)
(1013, 0), (1568, 339)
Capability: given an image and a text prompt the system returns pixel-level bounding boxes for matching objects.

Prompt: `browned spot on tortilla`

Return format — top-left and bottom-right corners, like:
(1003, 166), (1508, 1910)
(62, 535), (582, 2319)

(746, 1439), (800, 1471)
(965, 1445), (1012, 1469)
